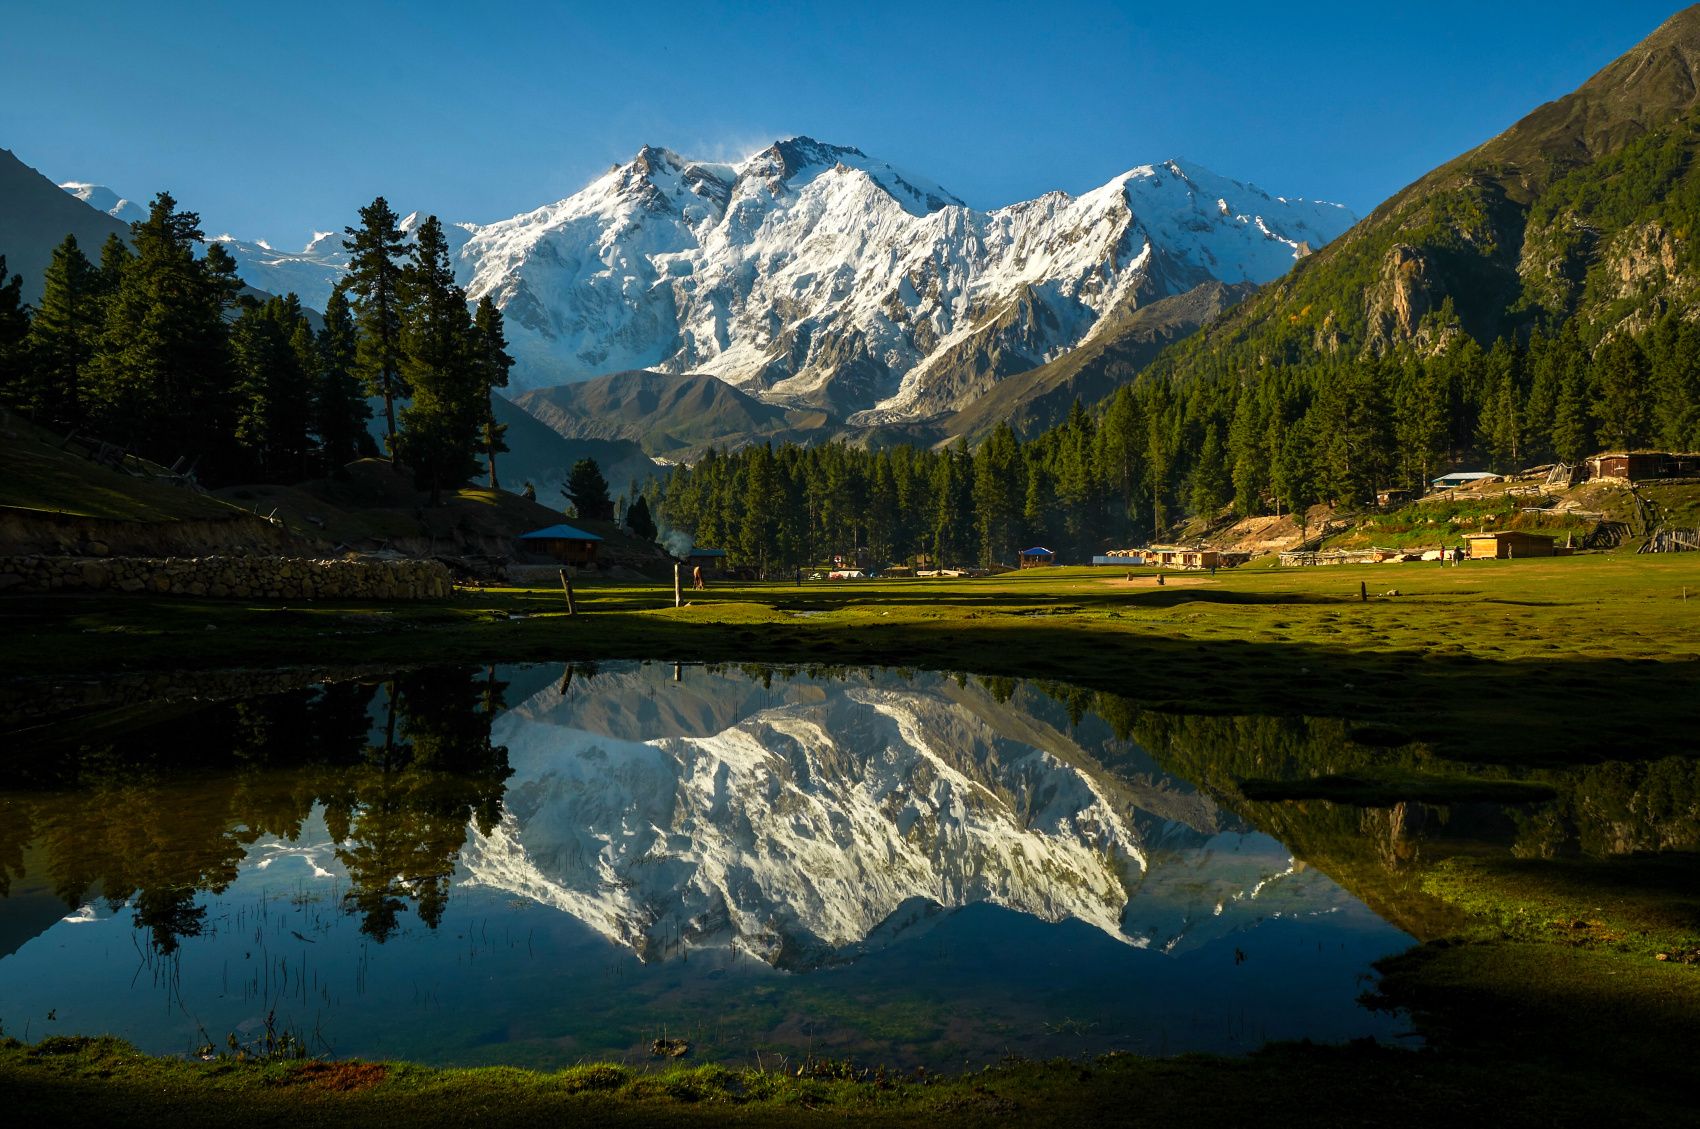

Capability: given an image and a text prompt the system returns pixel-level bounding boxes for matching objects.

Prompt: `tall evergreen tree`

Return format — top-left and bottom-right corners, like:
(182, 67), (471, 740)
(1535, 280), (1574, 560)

(394, 216), (480, 504)
(85, 192), (241, 475)
(343, 196), (409, 459)
(565, 457), (614, 521)
(470, 296), (513, 489)
(1593, 335), (1649, 450)
(315, 285), (371, 477)
(23, 236), (103, 428)
(624, 494), (658, 542)
(0, 255), (30, 413)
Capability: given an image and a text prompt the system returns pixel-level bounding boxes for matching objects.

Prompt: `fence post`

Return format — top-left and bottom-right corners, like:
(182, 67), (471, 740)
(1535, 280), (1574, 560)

(674, 563), (683, 608)
(559, 569), (576, 616)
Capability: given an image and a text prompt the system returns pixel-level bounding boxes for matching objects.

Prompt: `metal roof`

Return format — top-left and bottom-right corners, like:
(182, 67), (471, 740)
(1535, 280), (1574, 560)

(685, 547), (727, 557)
(1019, 546), (1055, 555)
(519, 523), (603, 542)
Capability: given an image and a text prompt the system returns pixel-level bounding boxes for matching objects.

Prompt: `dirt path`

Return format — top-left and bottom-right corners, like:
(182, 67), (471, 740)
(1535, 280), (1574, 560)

(1098, 575), (1217, 588)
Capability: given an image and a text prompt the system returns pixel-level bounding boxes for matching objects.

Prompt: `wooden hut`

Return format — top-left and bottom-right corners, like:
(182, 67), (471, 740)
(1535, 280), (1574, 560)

(1018, 546), (1057, 568)
(1589, 452), (1700, 481)
(518, 523), (603, 565)
(1464, 531), (1556, 560)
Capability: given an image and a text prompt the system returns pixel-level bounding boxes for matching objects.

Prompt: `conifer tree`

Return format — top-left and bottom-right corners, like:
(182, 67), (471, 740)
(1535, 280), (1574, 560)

(23, 236), (103, 428)
(565, 457), (614, 521)
(394, 216), (480, 504)
(625, 494), (658, 542)
(470, 296), (513, 489)
(1593, 335), (1649, 451)
(86, 192), (240, 475)
(1189, 425), (1231, 516)
(343, 196), (409, 459)
(315, 285), (371, 477)
(0, 256), (30, 413)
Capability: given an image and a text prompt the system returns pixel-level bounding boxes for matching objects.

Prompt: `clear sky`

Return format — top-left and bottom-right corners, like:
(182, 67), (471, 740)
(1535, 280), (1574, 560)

(1, 1), (1687, 248)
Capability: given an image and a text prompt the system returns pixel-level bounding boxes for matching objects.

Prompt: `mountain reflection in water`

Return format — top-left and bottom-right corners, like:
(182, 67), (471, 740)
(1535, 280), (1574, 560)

(0, 662), (1413, 1067)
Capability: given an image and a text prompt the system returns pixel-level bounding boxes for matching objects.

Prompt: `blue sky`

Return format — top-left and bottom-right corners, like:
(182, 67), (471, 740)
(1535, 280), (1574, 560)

(1, 2), (1685, 247)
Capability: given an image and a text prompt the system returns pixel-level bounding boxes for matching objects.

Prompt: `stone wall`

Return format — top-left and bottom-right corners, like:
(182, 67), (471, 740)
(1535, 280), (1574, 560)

(0, 555), (453, 600)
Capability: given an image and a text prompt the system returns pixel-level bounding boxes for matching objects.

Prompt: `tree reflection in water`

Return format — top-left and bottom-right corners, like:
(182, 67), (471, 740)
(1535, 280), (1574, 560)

(0, 666), (510, 953)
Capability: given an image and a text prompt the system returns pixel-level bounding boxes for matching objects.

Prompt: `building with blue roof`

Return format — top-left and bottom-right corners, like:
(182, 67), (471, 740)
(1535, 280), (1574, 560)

(518, 523), (603, 565)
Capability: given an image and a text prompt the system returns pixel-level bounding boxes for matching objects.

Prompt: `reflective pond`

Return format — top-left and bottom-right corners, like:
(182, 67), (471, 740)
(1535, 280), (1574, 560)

(0, 662), (1416, 1067)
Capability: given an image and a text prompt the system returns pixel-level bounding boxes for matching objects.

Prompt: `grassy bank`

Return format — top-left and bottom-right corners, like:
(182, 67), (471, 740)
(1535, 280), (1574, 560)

(2, 1028), (1693, 1128)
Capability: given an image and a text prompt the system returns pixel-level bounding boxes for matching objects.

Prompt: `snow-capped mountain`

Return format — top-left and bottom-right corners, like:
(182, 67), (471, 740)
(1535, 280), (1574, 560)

(459, 665), (1365, 969)
(454, 138), (1354, 421)
(59, 181), (144, 224)
(61, 139), (1353, 423)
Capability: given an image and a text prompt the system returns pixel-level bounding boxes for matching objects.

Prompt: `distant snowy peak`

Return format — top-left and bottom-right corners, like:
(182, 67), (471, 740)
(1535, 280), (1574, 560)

(59, 181), (144, 223)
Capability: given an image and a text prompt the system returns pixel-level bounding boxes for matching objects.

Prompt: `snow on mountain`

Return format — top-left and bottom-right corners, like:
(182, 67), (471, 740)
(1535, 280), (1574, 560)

(460, 666), (1359, 969)
(59, 181), (144, 223)
(452, 140), (1355, 420)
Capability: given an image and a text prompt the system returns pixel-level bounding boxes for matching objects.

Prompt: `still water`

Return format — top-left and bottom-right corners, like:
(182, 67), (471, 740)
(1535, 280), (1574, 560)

(0, 663), (1413, 1067)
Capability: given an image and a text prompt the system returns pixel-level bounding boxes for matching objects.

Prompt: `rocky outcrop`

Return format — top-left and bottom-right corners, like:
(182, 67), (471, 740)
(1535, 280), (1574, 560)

(1363, 243), (1436, 349)
(0, 555), (452, 600)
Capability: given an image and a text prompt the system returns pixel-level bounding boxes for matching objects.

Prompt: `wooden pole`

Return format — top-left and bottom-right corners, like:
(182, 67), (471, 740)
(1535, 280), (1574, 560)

(559, 568), (576, 616)
(1359, 580), (1367, 602)
(674, 563), (684, 608)
(673, 662), (682, 682)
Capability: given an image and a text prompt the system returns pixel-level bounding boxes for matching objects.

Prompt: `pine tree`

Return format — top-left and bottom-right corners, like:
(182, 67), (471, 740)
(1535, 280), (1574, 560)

(738, 443), (782, 575)
(0, 256), (31, 413)
(625, 494), (657, 542)
(24, 236), (103, 428)
(394, 216), (480, 504)
(315, 285), (371, 477)
(564, 457), (614, 521)
(1189, 425), (1230, 517)
(470, 297), (513, 489)
(972, 422), (1021, 565)
(1594, 335), (1649, 451)
(343, 196), (409, 459)
(85, 192), (241, 476)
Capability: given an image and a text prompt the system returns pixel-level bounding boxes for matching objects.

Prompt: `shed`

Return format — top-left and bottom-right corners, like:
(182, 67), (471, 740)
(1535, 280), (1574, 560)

(1018, 546), (1056, 568)
(518, 523), (602, 565)
(1464, 531), (1556, 560)
(1589, 452), (1700, 481)
(1431, 471), (1498, 490)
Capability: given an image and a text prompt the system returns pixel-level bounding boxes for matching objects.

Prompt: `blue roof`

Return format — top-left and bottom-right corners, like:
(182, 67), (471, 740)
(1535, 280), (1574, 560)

(1019, 546), (1055, 555)
(686, 547), (727, 557)
(519, 523), (603, 542)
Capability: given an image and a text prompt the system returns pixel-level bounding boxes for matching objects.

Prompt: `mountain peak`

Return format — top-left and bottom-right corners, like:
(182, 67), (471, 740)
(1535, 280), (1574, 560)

(59, 181), (145, 223)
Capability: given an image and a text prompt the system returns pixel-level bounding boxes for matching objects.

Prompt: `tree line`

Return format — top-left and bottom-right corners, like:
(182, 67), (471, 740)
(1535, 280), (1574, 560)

(0, 194), (513, 501)
(649, 309), (1700, 570)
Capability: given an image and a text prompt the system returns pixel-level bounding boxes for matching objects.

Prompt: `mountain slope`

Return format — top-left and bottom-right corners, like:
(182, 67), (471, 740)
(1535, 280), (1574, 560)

(512, 370), (817, 458)
(0, 149), (131, 304)
(1134, 5), (1700, 380)
(942, 279), (1257, 442)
